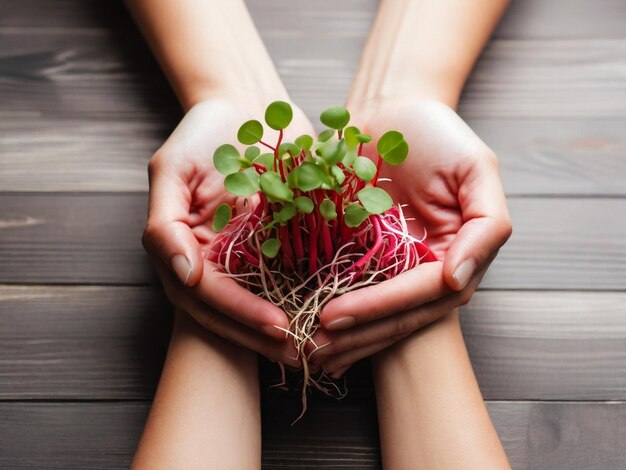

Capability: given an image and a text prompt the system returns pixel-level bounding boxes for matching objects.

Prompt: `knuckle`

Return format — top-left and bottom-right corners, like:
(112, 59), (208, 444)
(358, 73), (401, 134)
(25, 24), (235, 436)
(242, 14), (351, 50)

(393, 313), (417, 337)
(339, 332), (357, 353)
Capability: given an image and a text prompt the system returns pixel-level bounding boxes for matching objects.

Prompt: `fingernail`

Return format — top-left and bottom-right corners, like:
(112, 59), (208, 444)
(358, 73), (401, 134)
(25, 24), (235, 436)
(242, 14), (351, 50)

(171, 254), (192, 285)
(326, 316), (355, 331)
(452, 259), (476, 290)
(330, 366), (349, 379)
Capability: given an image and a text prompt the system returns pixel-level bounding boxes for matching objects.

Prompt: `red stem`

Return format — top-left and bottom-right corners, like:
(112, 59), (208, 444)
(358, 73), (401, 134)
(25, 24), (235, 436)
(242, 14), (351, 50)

(291, 215), (304, 260)
(345, 215), (383, 273)
(321, 221), (333, 263)
(373, 155), (383, 186)
(259, 140), (276, 152)
(278, 225), (295, 271)
(252, 163), (267, 174)
(274, 129), (284, 178)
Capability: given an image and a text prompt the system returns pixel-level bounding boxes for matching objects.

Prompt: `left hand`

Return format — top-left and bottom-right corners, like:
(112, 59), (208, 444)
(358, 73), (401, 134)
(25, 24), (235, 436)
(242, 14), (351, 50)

(308, 100), (512, 377)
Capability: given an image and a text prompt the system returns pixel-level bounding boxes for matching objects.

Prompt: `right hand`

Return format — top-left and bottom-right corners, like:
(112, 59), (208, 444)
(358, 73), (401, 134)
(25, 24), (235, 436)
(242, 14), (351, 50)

(142, 98), (314, 367)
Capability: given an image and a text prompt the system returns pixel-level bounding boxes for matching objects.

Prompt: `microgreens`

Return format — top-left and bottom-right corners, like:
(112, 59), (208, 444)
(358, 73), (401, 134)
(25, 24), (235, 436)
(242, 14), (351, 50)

(207, 102), (434, 420)
(212, 101), (408, 245)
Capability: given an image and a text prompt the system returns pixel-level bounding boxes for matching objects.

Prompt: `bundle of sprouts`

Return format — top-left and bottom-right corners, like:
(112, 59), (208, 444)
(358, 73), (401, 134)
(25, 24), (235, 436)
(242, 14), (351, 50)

(208, 102), (437, 415)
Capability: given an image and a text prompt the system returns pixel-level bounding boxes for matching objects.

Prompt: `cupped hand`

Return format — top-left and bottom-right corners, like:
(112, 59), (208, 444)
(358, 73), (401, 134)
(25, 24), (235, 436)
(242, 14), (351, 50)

(143, 98), (314, 367)
(309, 100), (512, 376)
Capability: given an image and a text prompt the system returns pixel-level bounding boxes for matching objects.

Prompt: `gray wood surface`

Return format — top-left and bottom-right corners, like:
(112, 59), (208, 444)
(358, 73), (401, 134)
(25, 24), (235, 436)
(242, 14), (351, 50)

(1, 401), (625, 469)
(1, 0), (625, 468)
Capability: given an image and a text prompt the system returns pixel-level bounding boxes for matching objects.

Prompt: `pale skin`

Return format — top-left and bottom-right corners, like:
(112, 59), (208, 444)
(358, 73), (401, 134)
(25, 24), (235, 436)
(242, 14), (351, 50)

(126, 0), (512, 468)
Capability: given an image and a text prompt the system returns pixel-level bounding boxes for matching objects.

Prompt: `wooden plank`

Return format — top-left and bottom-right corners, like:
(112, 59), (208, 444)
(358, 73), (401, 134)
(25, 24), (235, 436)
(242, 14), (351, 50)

(0, 286), (170, 399)
(483, 198), (626, 290)
(0, 193), (155, 285)
(1, 0), (625, 40)
(461, 291), (626, 400)
(0, 119), (167, 192)
(2, 117), (625, 195)
(1, 29), (625, 121)
(0, 401), (625, 469)
(2, 286), (625, 401)
(472, 119), (626, 197)
(1, 194), (625, 289)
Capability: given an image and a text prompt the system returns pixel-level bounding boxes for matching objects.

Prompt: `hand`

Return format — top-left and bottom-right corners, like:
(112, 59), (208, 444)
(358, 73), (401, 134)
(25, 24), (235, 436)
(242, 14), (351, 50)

(142, 98), (314, 367)
(309, 100), (512, 376)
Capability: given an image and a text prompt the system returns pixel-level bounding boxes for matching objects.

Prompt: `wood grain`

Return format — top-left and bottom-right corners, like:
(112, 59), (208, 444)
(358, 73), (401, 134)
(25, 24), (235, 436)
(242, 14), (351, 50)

(1, 194), (624, 289)
(1, 0), (624, 40)
(0, 193), (155, 284)
(2, 285), (625, 401)
(1, 401), (625, 469)
(1, 23), (625, 122)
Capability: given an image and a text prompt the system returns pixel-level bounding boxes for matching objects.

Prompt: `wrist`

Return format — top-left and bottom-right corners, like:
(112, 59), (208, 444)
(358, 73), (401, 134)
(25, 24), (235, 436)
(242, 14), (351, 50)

(181, 82), (290, 115)
(347, 62), (463, 118)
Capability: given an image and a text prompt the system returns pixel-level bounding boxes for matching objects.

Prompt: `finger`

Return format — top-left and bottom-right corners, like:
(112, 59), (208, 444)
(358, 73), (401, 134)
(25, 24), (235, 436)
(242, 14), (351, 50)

(443, 154), (512, 291)
(153, 256), (291, 342)
(192, 259), (291, 340)
(310, 299), (448, 366)
(143, 156), (204, 287)
(177, 295), (301, 368)
(320, 261), (448, 331)
(321, 334), (409, 378)
(310, 262), (490, 364)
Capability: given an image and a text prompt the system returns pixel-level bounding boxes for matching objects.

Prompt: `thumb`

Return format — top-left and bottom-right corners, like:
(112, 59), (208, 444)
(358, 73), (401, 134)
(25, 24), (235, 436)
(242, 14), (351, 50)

(443, 155), (512, 291)
(142, 159), (204, 287)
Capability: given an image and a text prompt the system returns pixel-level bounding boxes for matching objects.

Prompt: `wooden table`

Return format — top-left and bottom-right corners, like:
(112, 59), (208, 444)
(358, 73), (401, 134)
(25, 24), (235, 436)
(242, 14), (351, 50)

(1, 1), (625, 468)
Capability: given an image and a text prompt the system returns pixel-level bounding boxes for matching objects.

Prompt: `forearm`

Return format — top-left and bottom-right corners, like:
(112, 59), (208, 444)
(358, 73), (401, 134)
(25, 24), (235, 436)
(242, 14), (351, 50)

(132, 311), (261, 469)
(349, 0), (509, 110)
(372, 311), (510, 469)
(125, 0), (288, 111)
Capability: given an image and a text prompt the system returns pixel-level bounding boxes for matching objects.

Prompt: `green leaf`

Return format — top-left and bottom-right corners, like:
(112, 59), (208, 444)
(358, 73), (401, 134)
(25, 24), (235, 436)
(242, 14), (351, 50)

(320, 106), (350, 130)
(344, 204), (370, 228)
(213, 144), (242, 175)
(354, 156), (377, 182)
(260, 171), (293, 202)
(265, 101), (293, 130)
(287, 162), (325, 191)
(294, 196), (314, 214)
(377, 131), (409, 165)
(273, 203), (296, 224)
(357, 186), (393, 214)
(261, 238), (281, 258)
(319, 138), (347, 166)
(342, 147), (357, 166)
(344, 126), (361, 148)
(212, 203), (232, 232)
(244, 146), (260, 161)
(253, 152), (274, 170)
(320, 199), (337, 221)
(330, 165), (346, 185)
(318, 129), (335, 142)
(237, 120), (264, 145)
(278, 142), (301, 158)
(224, 168), (260, 196)
(357, 133), (372, 144)
(295, 134), (313, 151)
